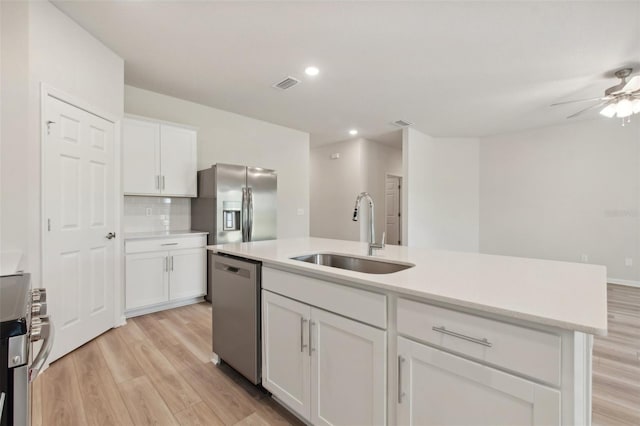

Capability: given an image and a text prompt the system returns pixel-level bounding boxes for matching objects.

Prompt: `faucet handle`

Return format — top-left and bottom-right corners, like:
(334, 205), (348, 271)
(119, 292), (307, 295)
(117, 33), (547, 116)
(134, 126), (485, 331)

(381, 232), (386, 246)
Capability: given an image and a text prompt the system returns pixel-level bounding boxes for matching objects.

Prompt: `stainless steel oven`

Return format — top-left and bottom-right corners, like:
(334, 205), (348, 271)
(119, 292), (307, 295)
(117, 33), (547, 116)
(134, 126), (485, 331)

(0, 273), (53, 426)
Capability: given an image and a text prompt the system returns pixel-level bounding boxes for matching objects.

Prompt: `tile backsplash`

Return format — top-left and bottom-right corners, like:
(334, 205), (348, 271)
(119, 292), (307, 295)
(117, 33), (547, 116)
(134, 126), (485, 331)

(124, 196), (191, 233)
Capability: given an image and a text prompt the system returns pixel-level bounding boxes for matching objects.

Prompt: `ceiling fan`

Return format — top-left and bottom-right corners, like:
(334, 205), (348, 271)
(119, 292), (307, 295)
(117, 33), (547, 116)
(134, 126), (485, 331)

(551, 68), (640, 120)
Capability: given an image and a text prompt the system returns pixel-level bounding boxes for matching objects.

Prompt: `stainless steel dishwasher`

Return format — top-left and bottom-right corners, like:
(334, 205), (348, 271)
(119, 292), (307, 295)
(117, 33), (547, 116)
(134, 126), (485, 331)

(211, 253), (261, 384)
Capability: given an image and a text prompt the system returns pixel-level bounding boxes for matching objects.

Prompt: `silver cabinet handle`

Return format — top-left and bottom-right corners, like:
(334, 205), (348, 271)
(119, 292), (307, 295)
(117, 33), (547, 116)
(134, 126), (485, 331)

(156, 175), (160, 189)
(398, 355), (405, 403)
(160, 242), (178, 246)
(432, 326), (492, 347)
(308, 320), (315, 356)
(165, 256), (169, 272)
(170, 256), (174, 271)
(300, 318), (308, 352)
(162, 175), (165, 190)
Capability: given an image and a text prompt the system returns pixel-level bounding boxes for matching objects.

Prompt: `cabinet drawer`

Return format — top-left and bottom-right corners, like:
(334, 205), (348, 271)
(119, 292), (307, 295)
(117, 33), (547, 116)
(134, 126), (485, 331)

(397, 298), (562, 386)
(125, 236), (206, 254)
(263, 267), (387, 329)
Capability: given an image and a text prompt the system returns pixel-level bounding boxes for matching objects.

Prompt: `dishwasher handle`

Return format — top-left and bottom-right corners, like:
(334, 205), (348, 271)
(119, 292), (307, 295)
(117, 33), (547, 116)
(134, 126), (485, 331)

(214, 259), (252, 278)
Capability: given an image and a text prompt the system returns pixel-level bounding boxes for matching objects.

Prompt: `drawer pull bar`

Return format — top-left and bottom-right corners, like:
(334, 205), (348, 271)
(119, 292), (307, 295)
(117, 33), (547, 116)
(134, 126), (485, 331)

(432, 326), (492, 348)
(161, 242), (179, 246)
(398, 355), (405, 403)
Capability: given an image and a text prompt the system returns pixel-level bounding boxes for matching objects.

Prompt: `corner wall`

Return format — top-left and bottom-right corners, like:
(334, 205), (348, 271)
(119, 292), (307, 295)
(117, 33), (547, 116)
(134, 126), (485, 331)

(0, 1), (124, 283)
(124, 85), (310, 239)
(402, 128), (480, 251)
(310, 138), (402, 242)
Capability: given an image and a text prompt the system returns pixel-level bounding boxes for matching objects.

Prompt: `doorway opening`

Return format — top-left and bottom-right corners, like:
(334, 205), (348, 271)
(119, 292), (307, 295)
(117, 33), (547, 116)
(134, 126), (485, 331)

(384, 174), (402, 245)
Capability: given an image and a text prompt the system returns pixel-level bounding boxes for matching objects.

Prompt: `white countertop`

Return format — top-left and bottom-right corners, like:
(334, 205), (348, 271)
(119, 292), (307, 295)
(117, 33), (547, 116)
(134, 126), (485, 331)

(125, 230), (208, 240)
(208, 238), (608, 335)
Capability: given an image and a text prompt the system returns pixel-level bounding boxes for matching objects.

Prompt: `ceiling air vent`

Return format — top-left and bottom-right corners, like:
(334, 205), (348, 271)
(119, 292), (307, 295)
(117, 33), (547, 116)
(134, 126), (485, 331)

(392, 119), (413, 128)
(272, 76), (300, 90)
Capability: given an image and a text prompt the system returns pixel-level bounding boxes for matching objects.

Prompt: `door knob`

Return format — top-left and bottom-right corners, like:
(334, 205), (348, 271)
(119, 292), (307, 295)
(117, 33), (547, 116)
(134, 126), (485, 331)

(106, 232), (116, 239)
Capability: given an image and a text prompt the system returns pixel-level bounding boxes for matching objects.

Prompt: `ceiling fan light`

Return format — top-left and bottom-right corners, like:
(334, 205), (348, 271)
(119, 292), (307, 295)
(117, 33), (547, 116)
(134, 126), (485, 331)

(616, 98), (633, 118)
(600, 103), (617, 118)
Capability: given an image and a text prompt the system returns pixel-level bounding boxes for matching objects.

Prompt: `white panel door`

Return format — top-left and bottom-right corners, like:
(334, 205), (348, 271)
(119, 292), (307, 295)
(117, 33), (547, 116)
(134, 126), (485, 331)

(160, 124), (197, 197)
(44, 95), (116, 361)
(385, 176), (401, 245)
(122, 117), (161, 195)
(311, 308), (387, 426)
(168, 248), (205, 300)
(262, 290), (311, 420)
(397, 336), (561, 426)
(125, 252), (169, 310)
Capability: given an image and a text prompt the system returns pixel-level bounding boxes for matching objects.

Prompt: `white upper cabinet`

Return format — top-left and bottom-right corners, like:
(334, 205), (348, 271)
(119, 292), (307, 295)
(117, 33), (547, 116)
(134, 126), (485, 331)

(123, 116), (197, 197)
(122, 118), (161, 195)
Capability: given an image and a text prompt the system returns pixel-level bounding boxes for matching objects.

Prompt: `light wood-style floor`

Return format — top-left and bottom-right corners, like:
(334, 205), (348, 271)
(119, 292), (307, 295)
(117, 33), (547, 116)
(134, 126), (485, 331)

(31, 303), (303, 426)
(592, 284), (640, 426)
(33, 284), (640, 426)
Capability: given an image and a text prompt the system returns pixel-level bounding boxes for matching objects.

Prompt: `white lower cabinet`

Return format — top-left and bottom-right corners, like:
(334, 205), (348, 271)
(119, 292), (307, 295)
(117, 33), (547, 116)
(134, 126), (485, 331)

(125, 237), (206, 315)
(125, 251), (170, 310)
(262, 290), (386, 425)
(396, 336), (561, 426)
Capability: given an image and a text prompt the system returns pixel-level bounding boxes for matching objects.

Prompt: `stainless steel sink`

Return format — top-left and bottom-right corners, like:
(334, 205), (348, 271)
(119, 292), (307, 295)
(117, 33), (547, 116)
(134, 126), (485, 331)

(291, 253), (414, 274)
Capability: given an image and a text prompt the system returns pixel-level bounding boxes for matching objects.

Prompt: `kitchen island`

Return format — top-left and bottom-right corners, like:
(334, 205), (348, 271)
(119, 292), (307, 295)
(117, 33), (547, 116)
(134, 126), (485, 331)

(208, 237), (607, 426)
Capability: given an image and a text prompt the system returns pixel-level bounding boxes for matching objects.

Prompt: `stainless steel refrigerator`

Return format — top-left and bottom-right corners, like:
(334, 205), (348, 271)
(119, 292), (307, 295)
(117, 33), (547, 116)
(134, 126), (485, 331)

(191, 163), (277, 301)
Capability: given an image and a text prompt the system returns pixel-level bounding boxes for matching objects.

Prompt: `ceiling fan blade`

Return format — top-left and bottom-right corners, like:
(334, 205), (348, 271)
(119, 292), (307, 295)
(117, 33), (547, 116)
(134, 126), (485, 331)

(550, 96), (605, 106)
(621, 75), (640, 93)
(566, 100), (608, 118)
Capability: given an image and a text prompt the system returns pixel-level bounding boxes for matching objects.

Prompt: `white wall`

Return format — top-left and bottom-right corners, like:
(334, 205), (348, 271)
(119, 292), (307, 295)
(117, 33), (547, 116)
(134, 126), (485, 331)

(310, 138), (402, 242)
(0, 1), (124, 284)
(310, 139), (365, 241)
(124, 85), (310, 239)
(402, 128), (480, 251)
(479, 119), (640, 284)
(1, 1), (30, 263)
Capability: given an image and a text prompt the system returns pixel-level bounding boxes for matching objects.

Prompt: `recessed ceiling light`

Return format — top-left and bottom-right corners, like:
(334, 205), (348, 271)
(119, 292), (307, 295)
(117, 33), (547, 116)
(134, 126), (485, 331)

(349, 129), (358, 136)
(305, 66), (319, 76)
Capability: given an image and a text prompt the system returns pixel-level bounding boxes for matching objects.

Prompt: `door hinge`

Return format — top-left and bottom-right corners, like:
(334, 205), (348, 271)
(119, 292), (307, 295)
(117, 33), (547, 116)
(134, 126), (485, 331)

(46, 121), (55, 135)
(398, 185), (401, 189)
(47, 219), (51, 231)
(398, 212), (401, 217)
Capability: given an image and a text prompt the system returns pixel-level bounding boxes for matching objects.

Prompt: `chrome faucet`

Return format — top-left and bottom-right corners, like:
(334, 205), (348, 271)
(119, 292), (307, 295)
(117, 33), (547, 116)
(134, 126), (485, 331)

(352, 192), (385, 255)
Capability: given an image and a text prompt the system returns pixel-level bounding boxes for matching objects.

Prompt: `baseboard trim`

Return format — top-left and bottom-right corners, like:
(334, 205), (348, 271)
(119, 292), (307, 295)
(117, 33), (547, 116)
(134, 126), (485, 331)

(125, 296), (205, 318)
(607, 278), (640, 288)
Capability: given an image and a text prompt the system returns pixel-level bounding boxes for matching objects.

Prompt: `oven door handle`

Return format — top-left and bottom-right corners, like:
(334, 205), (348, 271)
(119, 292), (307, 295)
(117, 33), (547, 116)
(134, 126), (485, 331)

(29, 316), (54, 383)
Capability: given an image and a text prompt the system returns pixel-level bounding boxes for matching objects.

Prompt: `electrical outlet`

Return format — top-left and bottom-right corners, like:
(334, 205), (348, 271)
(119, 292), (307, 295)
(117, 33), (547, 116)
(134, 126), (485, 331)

(297, 208), (305, 216)
(625, 257), (633, 267)
(145, 208), (152, 216)
(581, 254), (589, 263)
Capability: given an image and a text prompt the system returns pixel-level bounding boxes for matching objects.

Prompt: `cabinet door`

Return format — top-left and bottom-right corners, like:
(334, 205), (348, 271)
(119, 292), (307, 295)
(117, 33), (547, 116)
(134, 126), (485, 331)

(125, 252), (169, 310)
(262, 290), (311, 420)
(397, 336), (560, 426)
(311, 308), (387, 426)
(169, 248), (205, 300)
(122, 118), (161, 195)
(160, 124), (197, 197)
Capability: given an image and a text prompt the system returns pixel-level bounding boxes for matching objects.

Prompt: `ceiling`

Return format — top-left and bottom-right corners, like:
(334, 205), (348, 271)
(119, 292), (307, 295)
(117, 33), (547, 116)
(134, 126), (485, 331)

(53, 1), (640, 146)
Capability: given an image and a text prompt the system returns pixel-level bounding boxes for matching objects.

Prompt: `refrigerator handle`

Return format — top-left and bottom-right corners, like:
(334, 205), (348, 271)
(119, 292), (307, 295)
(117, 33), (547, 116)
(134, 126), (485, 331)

(248, 187), (254, 241)
(241, 187), (247, 242)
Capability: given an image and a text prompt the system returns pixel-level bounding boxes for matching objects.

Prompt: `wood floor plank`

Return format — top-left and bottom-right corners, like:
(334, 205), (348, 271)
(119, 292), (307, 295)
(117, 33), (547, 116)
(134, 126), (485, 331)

(159, 316), (212, 363)
(160, 341), (207, 372)
(40, 353), (88, 426)
(118, 376), (179, 426)
(180, 361), (256, 425)
(174, 401), (226, 426)
(31, 369), (43, 426)
(97, 327), (144, 384)
(115, 317), (147, 343)
(234, 412), (271, 426)
(129, 338), (202, 413)
(133, 313), (181, 350)
(72, 340), (135, 426)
